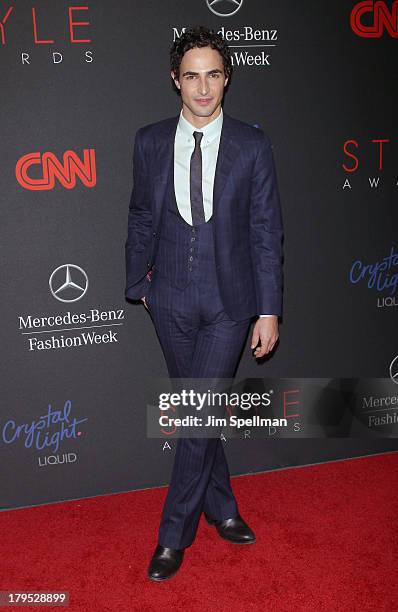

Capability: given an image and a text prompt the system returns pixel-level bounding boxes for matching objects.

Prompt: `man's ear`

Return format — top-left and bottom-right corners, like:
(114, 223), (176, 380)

(171, 71), (180, 89)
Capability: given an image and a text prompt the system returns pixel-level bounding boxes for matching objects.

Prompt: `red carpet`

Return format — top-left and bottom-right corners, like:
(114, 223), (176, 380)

(1, 452), (397, 611)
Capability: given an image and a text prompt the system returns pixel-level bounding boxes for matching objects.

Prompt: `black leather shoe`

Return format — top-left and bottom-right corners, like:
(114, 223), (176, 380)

(147, 544), (185, 581)
(204, 512), (256, 544)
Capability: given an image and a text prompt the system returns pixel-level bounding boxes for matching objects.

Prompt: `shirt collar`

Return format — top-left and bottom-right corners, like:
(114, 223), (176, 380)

(178, 107), (223, 145)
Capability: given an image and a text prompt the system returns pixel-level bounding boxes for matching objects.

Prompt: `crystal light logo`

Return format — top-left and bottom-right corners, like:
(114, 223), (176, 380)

(1, 400), (88, 455)
(206, 0), (244, 17)
(349, 246), (398, 308)
(390, 356), (398, 384)
(49, 264), (88, 303)
(15, 149), (96, 191)
(350, 1), (398, 38)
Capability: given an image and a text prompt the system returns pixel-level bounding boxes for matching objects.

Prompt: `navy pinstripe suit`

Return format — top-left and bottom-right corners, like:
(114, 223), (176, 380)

(125, 111), (284, 548)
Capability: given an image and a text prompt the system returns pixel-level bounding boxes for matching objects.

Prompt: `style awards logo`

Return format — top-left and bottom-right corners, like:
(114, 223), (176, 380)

(18, 264), (125, 352)
(0, 5), (94, 65)
(341, 138), (396, 190)
(16, 149), (96, 191)
(350, 1), (398, 38)
(1, 399), (88, 467)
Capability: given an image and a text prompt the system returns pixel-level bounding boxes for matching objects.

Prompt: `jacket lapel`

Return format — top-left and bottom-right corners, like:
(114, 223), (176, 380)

(212, 112), (240, 214)
(153, 115), (179, 222)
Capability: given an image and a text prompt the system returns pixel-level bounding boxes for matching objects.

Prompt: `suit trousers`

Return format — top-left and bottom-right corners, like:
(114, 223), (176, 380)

(145, 271), (252, 549)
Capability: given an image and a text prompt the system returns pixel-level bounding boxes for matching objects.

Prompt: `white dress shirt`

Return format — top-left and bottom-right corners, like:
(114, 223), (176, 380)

(174, 108), (273, 318)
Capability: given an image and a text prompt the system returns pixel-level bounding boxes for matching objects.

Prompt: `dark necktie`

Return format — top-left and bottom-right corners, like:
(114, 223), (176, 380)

(190, 131), (205, 225)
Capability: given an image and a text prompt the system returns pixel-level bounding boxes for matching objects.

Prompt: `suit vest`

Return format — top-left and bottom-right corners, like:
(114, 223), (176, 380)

(154, 150), (218, 290)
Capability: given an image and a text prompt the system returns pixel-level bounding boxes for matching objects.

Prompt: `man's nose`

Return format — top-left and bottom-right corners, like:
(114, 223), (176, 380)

(197, 78), (210, 95)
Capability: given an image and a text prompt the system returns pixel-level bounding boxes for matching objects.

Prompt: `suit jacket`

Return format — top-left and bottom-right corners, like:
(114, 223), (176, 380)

(125, 111), (284, 322)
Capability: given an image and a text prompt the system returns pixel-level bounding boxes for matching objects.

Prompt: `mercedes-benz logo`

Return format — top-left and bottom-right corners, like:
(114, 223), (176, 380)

(49, 264), (88, 303)
(206, 0), (244, 18)
(389, 355), (398, 384)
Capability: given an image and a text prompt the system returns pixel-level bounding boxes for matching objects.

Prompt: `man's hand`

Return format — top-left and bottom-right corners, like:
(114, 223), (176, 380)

(251, 315), (279, 358)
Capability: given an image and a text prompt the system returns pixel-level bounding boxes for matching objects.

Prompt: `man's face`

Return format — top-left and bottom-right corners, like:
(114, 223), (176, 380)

(171, 46), (229, 124)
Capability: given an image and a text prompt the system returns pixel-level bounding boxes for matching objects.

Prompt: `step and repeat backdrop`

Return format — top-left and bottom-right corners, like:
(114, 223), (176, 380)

(1, 1), (397, 510)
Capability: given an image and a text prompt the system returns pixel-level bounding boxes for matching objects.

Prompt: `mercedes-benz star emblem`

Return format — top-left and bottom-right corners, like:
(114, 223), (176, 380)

(206, 0), (244, 18)
(49, 264), (89, 303)
(389, 355), (398, 384)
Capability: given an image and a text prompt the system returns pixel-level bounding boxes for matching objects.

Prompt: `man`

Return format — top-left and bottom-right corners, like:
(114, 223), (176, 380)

(125, 26), (284, 581)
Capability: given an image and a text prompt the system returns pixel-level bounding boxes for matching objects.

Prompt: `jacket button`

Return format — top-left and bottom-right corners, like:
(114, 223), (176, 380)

(147, 262), (150, 268)
(152, 231), (156, 236)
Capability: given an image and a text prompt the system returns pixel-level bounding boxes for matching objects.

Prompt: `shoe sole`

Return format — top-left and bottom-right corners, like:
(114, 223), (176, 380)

(218, 532), (256, 544)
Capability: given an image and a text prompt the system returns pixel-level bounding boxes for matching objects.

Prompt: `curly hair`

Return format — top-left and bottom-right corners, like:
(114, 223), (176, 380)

(170, 25), (232, 92)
